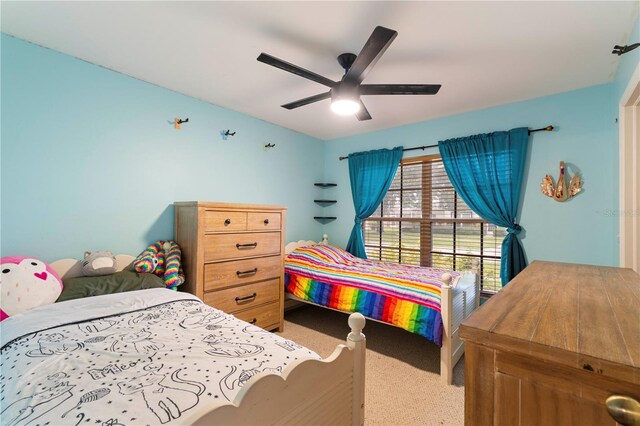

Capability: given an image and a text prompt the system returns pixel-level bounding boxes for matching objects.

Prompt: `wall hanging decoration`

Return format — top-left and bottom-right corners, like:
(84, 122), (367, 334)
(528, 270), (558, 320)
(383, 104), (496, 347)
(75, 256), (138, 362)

(174, 117), (189, 129)
(541, 161), (583, 202)
(220, 130), (236, 140)
(612, 43), (639, 55)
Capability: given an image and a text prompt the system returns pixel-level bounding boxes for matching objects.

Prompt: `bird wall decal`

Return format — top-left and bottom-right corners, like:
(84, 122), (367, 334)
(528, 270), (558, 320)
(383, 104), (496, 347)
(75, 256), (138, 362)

(541, 161), (583, 202)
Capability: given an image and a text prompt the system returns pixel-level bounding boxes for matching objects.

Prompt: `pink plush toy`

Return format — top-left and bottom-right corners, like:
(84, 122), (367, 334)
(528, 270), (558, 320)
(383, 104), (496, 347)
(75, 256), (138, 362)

(0, 256), (63, 321)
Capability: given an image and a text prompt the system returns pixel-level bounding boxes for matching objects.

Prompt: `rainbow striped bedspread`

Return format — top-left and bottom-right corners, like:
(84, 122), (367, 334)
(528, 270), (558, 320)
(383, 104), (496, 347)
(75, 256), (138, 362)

(284, 244), (462, 346)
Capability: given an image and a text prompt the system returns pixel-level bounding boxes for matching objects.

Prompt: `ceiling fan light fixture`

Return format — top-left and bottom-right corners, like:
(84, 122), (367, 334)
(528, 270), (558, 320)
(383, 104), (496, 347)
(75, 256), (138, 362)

(331, 99), (361, 115)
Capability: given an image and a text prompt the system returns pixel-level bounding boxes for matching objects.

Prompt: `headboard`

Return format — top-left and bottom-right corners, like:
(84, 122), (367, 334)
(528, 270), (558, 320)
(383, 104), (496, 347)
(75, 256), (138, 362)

(284, 234), (329, 255)
(50, 255), (136, 281)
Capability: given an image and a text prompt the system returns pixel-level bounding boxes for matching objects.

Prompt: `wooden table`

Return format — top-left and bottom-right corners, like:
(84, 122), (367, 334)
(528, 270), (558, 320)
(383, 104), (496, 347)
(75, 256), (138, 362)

(460, 261), (640, 425)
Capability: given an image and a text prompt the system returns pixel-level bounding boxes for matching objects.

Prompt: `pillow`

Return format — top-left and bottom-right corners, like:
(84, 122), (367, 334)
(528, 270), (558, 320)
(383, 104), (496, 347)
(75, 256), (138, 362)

(82, 251), (117, 276)
(0, 256), (63, 320)
(57, 270), (166, 302)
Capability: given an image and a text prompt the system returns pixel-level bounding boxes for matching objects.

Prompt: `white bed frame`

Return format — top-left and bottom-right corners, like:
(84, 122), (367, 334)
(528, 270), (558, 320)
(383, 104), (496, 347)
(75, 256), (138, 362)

(50, 254), (367, 426)
(284, 234), (480, 385)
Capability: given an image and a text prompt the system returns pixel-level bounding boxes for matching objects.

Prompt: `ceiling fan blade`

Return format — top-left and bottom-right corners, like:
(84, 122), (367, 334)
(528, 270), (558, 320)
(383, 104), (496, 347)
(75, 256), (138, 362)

(344, 26), (398, 85)
(281, 92), (331, 109)
(360, 84), (441, 95)
(355, 100), (372, 121)
(257, 53), (336, 88)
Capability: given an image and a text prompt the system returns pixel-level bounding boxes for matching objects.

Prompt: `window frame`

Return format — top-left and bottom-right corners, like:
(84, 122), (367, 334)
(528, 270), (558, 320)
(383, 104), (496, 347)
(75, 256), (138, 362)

(362, 154), (501, 294)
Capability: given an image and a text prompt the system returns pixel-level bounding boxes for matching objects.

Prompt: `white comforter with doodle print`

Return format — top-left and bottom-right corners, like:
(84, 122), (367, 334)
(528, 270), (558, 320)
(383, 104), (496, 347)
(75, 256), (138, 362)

(0, 288), (319, 426)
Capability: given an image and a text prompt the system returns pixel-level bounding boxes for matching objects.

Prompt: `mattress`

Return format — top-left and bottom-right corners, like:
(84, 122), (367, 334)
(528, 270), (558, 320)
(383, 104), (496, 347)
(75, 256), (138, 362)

(285, 244), (465, 346)
(0, 289), (318, 426)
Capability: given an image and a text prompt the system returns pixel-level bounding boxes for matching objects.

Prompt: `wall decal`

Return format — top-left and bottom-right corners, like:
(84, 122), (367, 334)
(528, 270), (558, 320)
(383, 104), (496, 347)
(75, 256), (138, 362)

(174, 118), (189, 129)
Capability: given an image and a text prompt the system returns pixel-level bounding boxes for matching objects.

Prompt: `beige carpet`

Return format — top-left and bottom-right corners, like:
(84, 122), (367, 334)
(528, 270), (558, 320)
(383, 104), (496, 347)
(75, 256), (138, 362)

(277, 305), (465, 426)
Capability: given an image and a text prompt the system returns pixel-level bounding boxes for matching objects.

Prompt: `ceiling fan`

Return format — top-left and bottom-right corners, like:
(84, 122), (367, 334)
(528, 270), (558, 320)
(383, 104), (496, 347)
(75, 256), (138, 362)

(257, 26), (441, 121)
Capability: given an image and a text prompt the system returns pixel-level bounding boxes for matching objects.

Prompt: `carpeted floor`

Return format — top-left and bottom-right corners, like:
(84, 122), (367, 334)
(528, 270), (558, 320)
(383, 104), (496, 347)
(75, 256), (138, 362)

(277, 305), (465, 426)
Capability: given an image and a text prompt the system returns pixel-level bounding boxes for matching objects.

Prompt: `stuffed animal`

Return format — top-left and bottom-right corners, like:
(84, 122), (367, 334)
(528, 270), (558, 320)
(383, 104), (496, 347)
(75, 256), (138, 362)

(133, 241), (185, 290)
(0, 256), (63, 321)
(133, 242), (165, 275)
(82, 251), (117, 276)
(162, 241), (185, 289)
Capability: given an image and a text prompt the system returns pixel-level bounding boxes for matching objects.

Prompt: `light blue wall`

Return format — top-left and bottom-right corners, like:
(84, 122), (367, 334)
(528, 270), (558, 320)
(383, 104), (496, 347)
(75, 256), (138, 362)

(322, 84), (620, 267)
(3, 29), (635, 268)
(1, 34), (324, 262)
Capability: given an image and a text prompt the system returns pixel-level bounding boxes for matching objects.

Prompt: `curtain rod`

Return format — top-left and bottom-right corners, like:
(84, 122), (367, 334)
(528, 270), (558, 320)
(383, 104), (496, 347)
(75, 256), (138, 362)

(338, 125), (554, 161)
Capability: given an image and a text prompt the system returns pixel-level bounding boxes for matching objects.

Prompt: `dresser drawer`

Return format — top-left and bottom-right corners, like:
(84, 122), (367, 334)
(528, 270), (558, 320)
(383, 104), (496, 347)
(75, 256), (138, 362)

(247, 212), (281, 231)
(234, 301), (280, 330)
(203, 210), (247, 232)
(204, 278), (280, 314)
(203, 256), (282, 291)
(204, 232), (281, 262)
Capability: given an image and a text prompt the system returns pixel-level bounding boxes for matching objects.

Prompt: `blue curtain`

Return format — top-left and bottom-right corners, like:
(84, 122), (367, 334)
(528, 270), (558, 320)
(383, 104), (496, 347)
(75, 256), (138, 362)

(346, 146), (403, 258)
(438, 128), (529, 286)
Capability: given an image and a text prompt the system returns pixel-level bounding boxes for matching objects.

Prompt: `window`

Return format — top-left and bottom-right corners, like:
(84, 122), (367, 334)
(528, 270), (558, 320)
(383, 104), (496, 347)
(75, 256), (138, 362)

(363, 155), (505, 293)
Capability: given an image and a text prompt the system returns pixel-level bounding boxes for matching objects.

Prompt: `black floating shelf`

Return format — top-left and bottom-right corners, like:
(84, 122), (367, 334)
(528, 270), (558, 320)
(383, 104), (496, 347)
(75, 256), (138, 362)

(314, 216), (337, 221)
(314, 199), (337, 205)
(314, 183), (337, 188)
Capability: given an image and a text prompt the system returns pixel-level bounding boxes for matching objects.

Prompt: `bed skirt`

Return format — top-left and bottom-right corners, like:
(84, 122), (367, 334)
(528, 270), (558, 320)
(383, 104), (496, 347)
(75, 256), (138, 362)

(285, 273), (443, 346)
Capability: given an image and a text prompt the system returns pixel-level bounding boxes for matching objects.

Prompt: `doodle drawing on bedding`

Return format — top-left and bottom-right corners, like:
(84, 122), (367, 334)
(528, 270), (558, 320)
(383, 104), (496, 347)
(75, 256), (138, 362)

(242, 324), (270, 334)
(1, 372), (75, 426)
(26, 333), (84, 357)
(275, 339), (304, 352)
(179, 310), (226, 330)
(202, 335), (264, 358)
(61, 387), (110, 418)
(127, 306), (174, 326)
(117, 367), (205, 424)
(108, 328), (164, 354)
(78, 319), (116, 334)
(219, 362), (282, 401)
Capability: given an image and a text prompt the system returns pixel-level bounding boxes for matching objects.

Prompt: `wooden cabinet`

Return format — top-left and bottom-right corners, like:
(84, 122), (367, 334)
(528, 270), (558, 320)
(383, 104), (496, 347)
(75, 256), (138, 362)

(460, 261), (640, 426)
(174, 202), (286, 332)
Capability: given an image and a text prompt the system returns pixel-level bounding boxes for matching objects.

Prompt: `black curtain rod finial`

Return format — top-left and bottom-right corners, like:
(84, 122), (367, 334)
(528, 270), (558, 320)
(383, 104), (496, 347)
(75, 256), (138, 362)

(528, 125), (554, 135)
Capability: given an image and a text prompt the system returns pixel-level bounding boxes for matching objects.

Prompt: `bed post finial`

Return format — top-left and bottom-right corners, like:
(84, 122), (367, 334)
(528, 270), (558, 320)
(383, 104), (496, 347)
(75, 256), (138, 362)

(346, 312), (366, 426)
(348, 313), (366, 342)
(321, 233), (329, 245)
(441, 273), (453, 286)
(471, 258), (480, 271)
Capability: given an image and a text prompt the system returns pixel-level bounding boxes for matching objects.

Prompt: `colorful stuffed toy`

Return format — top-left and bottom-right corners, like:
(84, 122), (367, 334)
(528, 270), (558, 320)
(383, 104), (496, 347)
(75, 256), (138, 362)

(0, 256), (63, 321)
(133, 241), (166, 275)
(133, 241), (185, 290)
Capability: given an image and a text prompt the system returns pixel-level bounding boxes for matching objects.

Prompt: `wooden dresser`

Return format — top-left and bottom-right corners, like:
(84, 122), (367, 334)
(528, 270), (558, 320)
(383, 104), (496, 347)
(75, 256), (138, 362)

(174, 202), (286, 332)
(460, 261), (640, 426)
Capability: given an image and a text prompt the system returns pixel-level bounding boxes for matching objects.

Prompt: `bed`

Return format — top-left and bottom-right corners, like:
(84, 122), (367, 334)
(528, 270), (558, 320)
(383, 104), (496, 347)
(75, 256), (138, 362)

(284, 236), (480, 385)
(0, 254), (366, 426)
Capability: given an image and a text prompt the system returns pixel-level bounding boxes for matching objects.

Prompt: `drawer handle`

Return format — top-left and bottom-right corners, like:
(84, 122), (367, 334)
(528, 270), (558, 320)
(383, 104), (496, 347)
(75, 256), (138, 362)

(235, 293), (257, 303)
(606, 395), (640, 426)
(236, 242), (258, 249)
(264, 219), (269, 225)
(236, 268), (258, 277)
(249, 318), (257, 325)
(224, 219), (231, 225)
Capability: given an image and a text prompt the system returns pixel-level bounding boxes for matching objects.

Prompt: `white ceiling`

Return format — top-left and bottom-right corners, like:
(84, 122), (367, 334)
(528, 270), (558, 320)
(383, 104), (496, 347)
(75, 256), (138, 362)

(2, 1), (638, 140)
